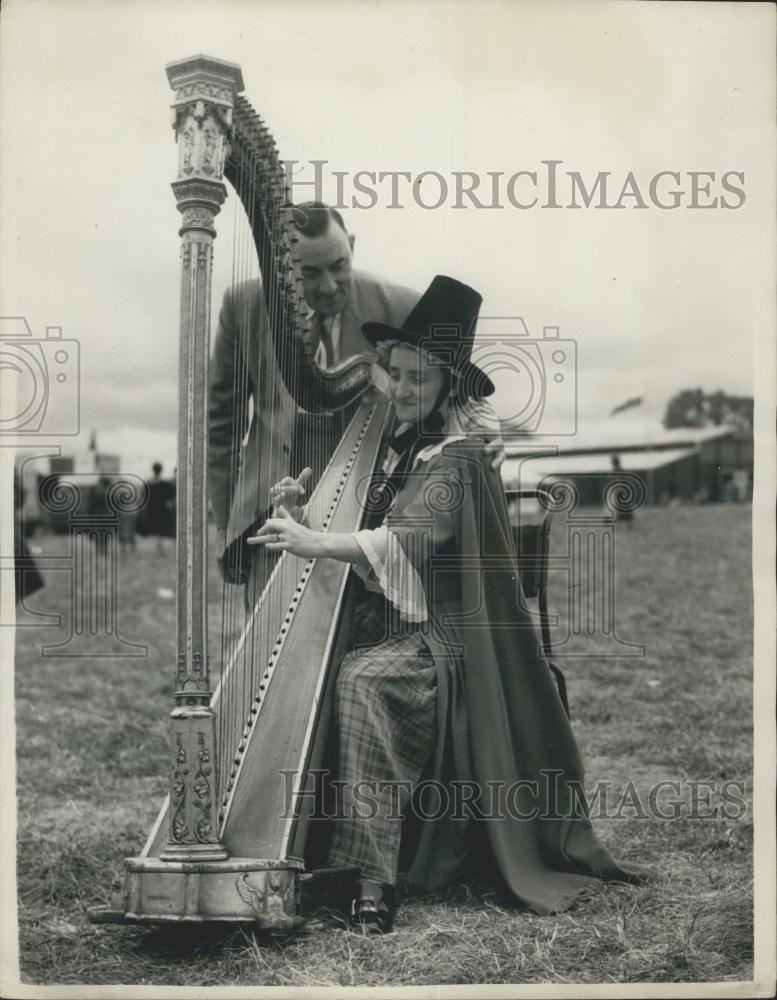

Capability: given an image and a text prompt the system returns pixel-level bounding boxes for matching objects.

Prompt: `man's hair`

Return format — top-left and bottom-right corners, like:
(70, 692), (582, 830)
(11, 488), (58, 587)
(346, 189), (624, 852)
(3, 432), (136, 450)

(289, 201), (348, 239)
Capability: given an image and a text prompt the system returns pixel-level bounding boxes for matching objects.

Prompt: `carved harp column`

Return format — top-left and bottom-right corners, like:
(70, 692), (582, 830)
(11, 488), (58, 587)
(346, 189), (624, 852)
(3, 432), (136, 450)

(160, 56), (244, 862)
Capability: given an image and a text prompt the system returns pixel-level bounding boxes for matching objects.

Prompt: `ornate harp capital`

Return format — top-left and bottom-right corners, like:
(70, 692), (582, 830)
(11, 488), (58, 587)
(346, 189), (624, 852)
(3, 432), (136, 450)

(166, 55), (244, 230)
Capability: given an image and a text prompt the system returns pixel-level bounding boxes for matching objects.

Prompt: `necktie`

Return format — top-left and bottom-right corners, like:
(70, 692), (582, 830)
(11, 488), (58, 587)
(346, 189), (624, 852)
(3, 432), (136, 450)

(317, 313), (335, 369)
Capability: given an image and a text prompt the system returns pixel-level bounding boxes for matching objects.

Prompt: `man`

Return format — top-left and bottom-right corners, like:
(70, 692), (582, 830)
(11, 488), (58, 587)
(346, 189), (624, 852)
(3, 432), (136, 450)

(137, 462), (176, 554)
(208, 202), (501, 605)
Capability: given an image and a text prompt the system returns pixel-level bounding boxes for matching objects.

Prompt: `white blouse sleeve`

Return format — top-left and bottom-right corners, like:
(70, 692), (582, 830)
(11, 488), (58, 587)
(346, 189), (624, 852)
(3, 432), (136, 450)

(351, 525), (428, 623)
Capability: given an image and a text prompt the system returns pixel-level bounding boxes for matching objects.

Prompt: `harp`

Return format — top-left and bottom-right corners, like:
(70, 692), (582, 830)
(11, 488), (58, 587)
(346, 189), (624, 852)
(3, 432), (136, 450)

(89, 55), (390, 928)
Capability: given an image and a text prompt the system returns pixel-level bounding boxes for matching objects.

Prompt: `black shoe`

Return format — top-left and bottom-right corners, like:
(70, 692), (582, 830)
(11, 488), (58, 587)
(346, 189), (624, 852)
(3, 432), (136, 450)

(348, 880), (397, 935)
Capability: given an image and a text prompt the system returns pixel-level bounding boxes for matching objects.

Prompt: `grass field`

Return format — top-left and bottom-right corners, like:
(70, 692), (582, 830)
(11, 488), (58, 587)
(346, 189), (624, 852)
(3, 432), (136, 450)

(13, 504), (754, 988)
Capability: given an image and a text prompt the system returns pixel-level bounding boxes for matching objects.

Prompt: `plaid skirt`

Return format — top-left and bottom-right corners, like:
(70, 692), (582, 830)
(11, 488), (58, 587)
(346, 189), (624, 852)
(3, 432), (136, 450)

(327, 594), (438, 884)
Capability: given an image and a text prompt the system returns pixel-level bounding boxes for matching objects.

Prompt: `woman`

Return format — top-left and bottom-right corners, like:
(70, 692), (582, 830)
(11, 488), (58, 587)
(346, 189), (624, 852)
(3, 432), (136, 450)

(251, 276), (652, 933)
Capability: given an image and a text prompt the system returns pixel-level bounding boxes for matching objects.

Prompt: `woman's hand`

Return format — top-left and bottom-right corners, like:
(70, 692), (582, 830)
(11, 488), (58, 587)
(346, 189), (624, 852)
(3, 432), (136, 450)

(248, 505), (326, 559)
(248, 509), (369, 567)
(270, 467), (312, 523)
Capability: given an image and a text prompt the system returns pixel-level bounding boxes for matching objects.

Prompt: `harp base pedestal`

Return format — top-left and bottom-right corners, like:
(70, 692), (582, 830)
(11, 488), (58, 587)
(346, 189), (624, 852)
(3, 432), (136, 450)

(88, 857), (306, 929)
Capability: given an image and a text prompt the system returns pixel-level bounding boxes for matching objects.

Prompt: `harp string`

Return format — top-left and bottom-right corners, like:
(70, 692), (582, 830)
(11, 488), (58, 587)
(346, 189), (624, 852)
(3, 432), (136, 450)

(211, 96), (375, 821)
(220, 133), (255, 807)
(216, 124), (292, 811)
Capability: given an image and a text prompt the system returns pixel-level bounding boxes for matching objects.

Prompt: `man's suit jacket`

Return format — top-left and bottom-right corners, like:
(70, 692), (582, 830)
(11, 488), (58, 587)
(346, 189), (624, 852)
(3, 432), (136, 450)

(209, 269), (419, 545)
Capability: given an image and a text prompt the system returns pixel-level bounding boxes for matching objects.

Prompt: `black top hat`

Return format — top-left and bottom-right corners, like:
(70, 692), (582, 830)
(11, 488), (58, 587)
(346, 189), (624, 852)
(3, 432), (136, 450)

(362, 275), (495, 399)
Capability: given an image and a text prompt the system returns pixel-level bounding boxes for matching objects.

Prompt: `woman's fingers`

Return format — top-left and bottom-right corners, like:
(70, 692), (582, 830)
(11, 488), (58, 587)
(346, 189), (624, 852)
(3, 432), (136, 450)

(253, 518), (283, 536)
(271, 474), (307, 497)
(248, 537), (286, 550)
(248, 511), (297, 538)
(248, 517), (287, 548)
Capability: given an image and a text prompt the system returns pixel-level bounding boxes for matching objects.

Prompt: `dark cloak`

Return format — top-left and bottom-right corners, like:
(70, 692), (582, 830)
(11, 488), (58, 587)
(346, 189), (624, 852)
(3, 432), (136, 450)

(380, 437), (654, 915)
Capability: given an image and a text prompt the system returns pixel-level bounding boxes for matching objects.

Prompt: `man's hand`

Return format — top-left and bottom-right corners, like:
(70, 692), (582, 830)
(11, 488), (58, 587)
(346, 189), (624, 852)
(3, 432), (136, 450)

(213, 526), (251, 585)
(451, 397), (505, 471)
(481, 436), (505, 472)
(213, 526), (228, 579)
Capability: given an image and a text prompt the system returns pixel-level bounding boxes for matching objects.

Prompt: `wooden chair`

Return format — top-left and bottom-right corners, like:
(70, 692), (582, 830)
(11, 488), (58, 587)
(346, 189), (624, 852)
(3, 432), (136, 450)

(505, 488), (570, 717)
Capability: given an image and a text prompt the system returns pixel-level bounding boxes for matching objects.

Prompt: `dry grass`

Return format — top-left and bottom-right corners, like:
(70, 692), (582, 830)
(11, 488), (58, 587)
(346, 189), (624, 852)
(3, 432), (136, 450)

(13, 505), (754, 987)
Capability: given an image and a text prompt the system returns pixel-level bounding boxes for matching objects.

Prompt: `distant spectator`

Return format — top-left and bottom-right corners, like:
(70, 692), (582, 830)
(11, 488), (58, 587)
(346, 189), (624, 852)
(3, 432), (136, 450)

(14, 467), (44, 604)
(610, 454), (635, 528)
(137, 462), (176, 554)
(87, 475), (138, 554)
(720, 472), (737, 503)
(88, 476), (112, 518)
(116, 477), (139, 553)
(732, 469), (749, 503)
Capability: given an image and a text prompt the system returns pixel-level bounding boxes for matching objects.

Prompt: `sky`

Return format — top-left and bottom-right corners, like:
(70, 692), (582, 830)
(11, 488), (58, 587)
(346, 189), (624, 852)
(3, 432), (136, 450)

(1, 0), (774, 476)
